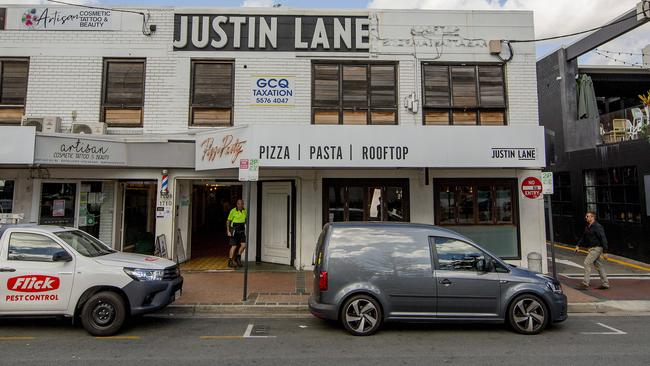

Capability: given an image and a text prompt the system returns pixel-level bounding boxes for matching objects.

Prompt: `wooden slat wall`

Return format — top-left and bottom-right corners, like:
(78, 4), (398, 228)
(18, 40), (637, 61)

(1, 61), (29, 105)
(478, 66), (505, 107)
(423, 65), (450, 107)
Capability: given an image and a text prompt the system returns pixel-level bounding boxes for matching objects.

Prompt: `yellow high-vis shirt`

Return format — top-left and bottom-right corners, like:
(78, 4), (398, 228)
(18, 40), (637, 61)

(228, 208), (247, 224)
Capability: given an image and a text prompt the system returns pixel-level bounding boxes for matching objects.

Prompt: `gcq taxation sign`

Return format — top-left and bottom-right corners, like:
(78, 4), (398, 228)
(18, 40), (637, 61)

(251, 76), (295, 106)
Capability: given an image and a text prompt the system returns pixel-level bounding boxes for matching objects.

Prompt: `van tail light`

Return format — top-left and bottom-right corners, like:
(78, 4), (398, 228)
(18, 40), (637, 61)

(319, 271), (328, 291)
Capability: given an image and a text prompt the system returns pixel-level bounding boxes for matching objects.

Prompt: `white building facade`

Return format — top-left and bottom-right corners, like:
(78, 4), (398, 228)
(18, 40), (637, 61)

(0, 5), (547, 271)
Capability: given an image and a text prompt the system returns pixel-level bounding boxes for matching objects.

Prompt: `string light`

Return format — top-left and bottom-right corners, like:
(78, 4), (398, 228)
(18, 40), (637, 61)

(593, 50), (648, 68)
(595, 49), (647, 57)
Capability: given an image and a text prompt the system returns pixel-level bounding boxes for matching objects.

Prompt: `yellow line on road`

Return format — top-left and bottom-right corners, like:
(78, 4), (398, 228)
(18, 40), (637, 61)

(94, 336), (140, 340)
(199, 335), (243, 340)
(0, 337), (35, 341)
(552, 243), (650, 272)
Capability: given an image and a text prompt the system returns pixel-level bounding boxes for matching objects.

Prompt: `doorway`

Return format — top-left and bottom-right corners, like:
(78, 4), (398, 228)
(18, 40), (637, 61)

(260, 181), (293, 265)
(190, 183), (242, 259)
(121, 181), (157, 255)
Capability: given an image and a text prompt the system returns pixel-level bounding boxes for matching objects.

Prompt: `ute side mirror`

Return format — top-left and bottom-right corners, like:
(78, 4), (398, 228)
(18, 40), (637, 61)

(52, 250), (73, 262)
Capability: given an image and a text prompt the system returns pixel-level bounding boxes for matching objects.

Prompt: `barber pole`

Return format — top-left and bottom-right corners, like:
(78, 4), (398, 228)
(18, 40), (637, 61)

(161, 174), (169, 194)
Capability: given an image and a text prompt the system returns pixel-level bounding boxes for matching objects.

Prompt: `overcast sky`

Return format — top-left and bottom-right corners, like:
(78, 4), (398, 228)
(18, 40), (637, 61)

(2, 0), (648, 66)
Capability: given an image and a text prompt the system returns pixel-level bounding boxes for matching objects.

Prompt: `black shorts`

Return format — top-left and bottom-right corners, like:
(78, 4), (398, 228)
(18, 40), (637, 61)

(230, 225), (246, 246)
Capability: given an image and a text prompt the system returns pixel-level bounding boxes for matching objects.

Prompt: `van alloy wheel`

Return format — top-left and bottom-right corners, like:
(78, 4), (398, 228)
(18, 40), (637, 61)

(343, 297), (380, 335)
(511, 297), (546, 334)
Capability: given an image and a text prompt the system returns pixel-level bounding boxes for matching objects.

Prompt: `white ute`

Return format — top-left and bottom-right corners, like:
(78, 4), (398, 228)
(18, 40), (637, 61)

(0, 224), (183, 336)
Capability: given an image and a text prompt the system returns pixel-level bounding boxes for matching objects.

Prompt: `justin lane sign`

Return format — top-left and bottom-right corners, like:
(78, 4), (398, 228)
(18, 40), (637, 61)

(173, 14), (369, 52)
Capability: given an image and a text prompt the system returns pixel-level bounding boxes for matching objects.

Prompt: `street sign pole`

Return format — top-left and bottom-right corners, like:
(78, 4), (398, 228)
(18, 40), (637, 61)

(547, 196), (557, 279)
(542, 172), (557, 279)
(242, 180), (252, 302)
(239, 158), (258, 302)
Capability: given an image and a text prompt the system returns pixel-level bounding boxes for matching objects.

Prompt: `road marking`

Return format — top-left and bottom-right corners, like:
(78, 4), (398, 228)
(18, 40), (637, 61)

(243, 323), (276, 338)
(94, 336), (140, 340)
(0, 336), (35, 341)
(552, 259), (584, 269)
(199, 336), (243, 340)
(581, 322), (627, 335)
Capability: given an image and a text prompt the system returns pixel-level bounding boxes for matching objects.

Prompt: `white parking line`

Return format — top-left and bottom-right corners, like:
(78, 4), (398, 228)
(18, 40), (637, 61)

(581, 322), (627, 335)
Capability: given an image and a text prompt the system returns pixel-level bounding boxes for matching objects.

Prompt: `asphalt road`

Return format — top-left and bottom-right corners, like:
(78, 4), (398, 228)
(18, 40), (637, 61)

(0, 314), (648, 366)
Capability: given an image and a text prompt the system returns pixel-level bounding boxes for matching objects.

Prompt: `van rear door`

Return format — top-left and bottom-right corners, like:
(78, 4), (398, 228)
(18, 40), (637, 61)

(312, 228), (328, 294)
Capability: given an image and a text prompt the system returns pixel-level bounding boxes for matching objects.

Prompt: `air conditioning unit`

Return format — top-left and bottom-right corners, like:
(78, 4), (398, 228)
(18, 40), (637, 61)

(21, 116), (62, 133)
(72, 122), (107, 135)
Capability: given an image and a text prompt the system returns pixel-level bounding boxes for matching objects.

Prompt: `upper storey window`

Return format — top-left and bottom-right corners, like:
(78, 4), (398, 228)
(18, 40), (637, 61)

(189, 60), (234, 126)
(101, 59), (146, 127)
(312, 62), (398, 125)
(0, 59), (29, 125)
(422, 64), (506, 126)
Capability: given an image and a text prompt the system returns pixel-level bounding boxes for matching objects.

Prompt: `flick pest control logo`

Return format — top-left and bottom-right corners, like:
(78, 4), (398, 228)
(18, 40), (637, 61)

(7, 275), (60, 293)
(21, 8), (38, 27)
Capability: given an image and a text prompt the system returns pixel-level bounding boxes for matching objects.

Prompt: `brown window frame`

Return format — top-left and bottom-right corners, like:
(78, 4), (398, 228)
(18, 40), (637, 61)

(434, 178), (519, 226)
(101, 58), (146, 128)
(322, 178), (410, 226)
(0, 58), (29, 125)
(422, 63), (507, 126)
(312, 61), (399, 125)
(189, 60), (234, 127)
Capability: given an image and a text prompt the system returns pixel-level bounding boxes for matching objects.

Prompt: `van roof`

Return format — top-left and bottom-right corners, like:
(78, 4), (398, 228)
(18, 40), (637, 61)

(325, 222), (468, 238)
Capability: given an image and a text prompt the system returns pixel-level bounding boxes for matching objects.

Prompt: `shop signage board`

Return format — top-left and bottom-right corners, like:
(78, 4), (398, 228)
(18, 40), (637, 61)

(250, 76), (295, 106)
(173, 14), (370, 52)
(541, 172), (554, 195)
(195, 124), (546, 171)
(5, 7), (121, 31)
(0, 126), (36, 164)
(521, 176), (543, 199)
(35, 135), (127, 166)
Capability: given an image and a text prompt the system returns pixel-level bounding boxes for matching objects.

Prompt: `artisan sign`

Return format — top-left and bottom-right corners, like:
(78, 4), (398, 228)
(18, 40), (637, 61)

(8, 7), (120, 31)
(251, 76), (295, 106)
(173, 14), (369, 52)
(35, 135), (127, 166)
(195, 125), (546, 170)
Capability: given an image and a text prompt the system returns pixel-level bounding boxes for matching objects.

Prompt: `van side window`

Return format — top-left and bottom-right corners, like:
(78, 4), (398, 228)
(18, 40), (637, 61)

(434, 237), (485, 272)
(7, 233), (64, 262)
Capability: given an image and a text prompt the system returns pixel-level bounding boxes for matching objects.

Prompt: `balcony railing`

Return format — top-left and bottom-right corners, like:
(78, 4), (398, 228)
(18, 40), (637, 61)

(599, 105), (650, 144)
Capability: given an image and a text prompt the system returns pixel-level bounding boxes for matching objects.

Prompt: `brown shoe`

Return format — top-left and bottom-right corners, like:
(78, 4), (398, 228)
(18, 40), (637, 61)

(576, 283), (590, 290)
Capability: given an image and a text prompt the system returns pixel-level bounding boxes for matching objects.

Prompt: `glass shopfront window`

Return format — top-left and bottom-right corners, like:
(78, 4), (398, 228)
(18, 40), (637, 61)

(79, 182), (108, 240)
(40, 182), (77, 226)
(323, 179), (409, 224)
(435, 179), (520, 259)
(0, 180), (14, 213)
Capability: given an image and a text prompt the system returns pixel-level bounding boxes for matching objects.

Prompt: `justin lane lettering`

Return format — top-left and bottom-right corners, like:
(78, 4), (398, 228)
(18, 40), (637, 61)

(173, 15), (370, 52)
(491, 148), (537, 161)
(201, 135), (246, 164)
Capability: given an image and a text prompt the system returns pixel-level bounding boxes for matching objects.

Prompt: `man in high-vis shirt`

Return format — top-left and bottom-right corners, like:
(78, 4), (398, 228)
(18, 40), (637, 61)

(227, 199), (247, 268)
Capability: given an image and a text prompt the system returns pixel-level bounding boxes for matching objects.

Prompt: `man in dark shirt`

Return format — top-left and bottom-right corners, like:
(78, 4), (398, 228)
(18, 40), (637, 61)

(575, 211), (609, 289)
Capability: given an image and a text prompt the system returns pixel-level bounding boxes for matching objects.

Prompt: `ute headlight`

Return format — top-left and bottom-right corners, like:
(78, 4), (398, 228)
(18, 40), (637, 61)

(124, 268), (164, 281)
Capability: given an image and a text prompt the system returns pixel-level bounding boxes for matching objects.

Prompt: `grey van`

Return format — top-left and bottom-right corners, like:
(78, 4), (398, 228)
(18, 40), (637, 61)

(309, 223), (567, 336)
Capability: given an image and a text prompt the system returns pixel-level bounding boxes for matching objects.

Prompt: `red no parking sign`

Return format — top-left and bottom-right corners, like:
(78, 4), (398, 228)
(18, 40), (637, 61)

(521, 176), (543, 199)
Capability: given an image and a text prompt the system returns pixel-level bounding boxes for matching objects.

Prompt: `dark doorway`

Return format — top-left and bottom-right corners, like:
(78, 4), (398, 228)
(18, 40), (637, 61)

(122, 181), (157, 255)
(191, 183), (242, 259)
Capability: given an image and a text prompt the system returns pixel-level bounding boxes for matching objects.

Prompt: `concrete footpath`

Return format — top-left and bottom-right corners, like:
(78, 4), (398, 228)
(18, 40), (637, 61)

(158, 247), (650, 317)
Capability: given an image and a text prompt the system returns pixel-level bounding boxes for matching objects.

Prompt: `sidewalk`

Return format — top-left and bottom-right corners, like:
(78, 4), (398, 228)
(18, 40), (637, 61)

(549, 243), (650, 314)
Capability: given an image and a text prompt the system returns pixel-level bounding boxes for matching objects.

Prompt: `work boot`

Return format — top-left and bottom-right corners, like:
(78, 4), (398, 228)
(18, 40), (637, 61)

(227, 258), (235, 268)
(236, 255), (243, 268)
